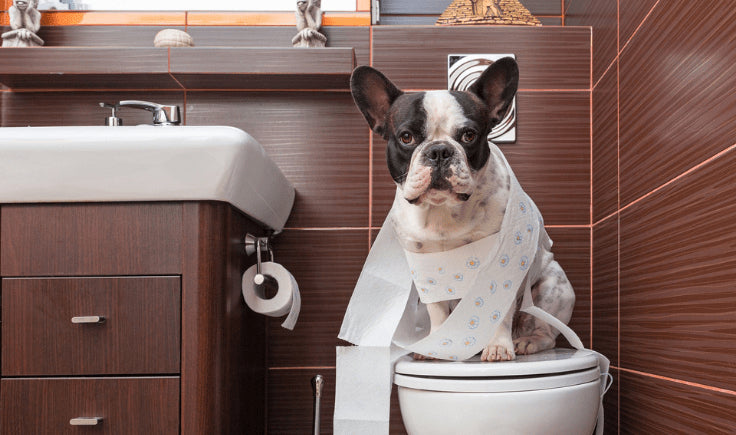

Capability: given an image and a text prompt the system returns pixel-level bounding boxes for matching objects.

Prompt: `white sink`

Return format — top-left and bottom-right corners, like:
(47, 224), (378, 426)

(0, 126), (295, 231)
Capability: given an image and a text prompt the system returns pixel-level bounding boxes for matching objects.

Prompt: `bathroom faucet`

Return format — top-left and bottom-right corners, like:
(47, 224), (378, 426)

(100, 100), (181, 126)
(118, 100), (181, 126)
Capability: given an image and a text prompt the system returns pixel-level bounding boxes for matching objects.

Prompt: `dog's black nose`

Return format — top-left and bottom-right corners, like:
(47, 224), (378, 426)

(424, 143), (454, 165)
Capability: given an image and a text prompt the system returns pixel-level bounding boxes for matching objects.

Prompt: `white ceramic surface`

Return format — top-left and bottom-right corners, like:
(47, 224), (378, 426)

(0, 126), (294, 230)
(395, 349), (602, 434)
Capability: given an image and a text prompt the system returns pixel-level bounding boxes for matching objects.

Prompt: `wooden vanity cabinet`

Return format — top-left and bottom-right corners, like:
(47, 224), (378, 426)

(0, 202), (267, 434)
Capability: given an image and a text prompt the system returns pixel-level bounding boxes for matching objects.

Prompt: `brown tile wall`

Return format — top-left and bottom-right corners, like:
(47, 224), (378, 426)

(583, 0), (736, 432)
(0, 23), (594, 433)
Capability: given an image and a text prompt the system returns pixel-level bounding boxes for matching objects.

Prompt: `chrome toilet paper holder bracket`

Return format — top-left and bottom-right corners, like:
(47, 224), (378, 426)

(244, 233), (274, 285)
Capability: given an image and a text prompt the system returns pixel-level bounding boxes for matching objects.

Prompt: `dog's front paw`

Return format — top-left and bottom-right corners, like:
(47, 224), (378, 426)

(481, 339), (516, 362)
(514, 334), (555, 355)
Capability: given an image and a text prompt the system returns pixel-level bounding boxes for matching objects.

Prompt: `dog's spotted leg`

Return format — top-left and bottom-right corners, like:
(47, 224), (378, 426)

(513, 260), (575, 355)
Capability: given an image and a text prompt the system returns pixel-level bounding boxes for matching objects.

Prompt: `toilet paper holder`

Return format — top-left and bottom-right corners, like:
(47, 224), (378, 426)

(244, 233), (274, 286)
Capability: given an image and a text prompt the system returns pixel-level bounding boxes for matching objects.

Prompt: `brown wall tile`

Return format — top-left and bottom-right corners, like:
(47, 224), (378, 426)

(565, 0), (617, 85)
(186, 26), (371, 67)
(185, 91), (370, 229)
(592, 215), (618, 365)
(620, 149), (736, 391)
(620, 371), (736, 433)
(267, 230), (368, 368)
(592, 62), (617, 222)
(372, 92), (591, 226)
(1, 91), (184, 126)
(546, 227), (591, 348)
(372, 26), (590, 90)
(37, 26), (185, 47)
(619, 0), (657, 48)
(619, 1), (736, 206)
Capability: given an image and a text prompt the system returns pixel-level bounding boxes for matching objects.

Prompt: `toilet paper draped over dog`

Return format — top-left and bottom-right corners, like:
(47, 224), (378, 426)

(339, 147), (547, 360)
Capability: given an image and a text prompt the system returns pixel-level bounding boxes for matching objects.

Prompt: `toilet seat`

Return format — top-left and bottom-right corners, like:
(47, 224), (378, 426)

(394, 348), (600, 393)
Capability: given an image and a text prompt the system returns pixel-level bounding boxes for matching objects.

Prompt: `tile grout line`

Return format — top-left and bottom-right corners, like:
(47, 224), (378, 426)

(593, 0), (660, 91)
(613, 366), (736, 397)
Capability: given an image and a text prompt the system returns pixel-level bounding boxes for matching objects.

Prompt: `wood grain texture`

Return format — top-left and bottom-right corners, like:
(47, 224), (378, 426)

(36, 25), (186, 47)
(267, 229), (368, 367)
(0, 48), (178, 90)
(180, 202), (267, 434)
(619, 371), (736, 433)
(373, 91), (591, 227)
(546, 227), (591, 348)
(0, 91), (185, 127)
(0, 203), (182, 276)
(619, 1), (736, 206)
(0, 377), (180, 435)
(169, 47), (355, 90)
(619, 0), (658, 47)
(185, 92), (370, 229)
(565, 0), (617, 85)
(592, 62), (618, 222)
(372, 26), (590, 90)
(186, 26), (370, 67)
(620, 149), (736, 391)
(2, 276), (180, 376)
(592, 216), (618, 365)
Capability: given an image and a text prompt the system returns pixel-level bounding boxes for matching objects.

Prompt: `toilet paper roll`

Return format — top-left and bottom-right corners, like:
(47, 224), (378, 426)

(242, 261), (301, 330)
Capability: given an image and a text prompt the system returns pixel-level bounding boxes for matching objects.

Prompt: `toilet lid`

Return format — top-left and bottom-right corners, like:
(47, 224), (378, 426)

(394, 349), (601, 393)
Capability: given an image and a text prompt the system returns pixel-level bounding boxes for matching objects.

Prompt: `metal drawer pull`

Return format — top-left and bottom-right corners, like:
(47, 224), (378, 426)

(71, 316), (105, 324)
(69, 417), (103, 426)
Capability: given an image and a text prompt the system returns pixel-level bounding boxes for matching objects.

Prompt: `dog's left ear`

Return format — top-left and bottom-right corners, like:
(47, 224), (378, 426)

(468, 57), (519, 127)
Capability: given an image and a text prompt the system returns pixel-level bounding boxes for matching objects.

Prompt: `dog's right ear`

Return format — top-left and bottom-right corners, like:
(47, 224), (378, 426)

(350, 66), (404, 137)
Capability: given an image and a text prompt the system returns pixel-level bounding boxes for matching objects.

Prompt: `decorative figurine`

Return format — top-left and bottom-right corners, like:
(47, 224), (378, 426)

(437, 0), (541, 26)
(292, 0), (327, 48)
(154, 29), (194, 48)
(2, 0), (44, 47)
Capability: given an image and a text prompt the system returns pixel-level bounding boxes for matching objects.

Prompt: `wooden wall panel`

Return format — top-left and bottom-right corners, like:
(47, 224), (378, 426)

(592, 62), (618, 222)
(619, 1), (736, 206)
(620, 149), (736, 391)
(565, 0), (617, 85)
(372, 26), (590, 90)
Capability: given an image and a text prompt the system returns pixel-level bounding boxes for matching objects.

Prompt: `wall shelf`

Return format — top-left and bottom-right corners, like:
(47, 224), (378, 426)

(0, 47), (356, 91)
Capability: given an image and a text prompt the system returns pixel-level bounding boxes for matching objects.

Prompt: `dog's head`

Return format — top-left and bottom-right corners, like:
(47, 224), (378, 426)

(351, 58), (518, 207)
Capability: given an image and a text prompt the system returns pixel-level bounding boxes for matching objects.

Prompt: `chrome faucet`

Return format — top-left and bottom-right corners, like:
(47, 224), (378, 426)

(99, 100), (181, 126)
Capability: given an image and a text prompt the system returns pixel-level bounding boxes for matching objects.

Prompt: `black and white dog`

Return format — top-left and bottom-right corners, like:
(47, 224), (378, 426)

(350, 58), (575, 361)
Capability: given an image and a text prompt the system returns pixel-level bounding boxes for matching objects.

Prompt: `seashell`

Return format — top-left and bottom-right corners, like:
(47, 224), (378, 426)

(154, 29), (194, 48)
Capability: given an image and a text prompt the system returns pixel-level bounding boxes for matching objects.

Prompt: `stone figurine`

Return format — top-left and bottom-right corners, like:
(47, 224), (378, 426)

(471, 0), (503, 17)
(292, 0), (326, 48)
(2, 0), (44, 47)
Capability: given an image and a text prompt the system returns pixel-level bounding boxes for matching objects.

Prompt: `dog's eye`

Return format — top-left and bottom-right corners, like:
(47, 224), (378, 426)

(399, 132), (414, 145)
(461, 130), (477, 144)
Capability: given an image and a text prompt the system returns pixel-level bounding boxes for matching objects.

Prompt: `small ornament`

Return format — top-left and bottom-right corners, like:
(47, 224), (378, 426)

(436, 0), (541, 26)
(154, 29), (194, 48)
(2, 0), (44, 47)
(292, 0), (327, 48)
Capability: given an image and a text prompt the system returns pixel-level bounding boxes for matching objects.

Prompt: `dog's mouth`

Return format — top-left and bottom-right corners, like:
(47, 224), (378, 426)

(405, 189), (472, 206)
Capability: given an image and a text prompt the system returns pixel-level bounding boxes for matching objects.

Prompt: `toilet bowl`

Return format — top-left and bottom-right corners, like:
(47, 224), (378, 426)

(394, 348), (601, 435)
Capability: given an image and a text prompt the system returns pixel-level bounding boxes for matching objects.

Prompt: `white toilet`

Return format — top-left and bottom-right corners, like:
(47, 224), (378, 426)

(394, 348), (602, 435)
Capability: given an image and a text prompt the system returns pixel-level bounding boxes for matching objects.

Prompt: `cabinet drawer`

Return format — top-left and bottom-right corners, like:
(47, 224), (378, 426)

(1, 277), (180, 376)
(0, 377), (179, 435)
(0, 203), (182, 276)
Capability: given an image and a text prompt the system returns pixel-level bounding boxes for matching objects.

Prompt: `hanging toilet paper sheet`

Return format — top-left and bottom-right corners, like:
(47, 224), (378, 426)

(335, 144), (610, 434)
(242, 261), (301, 330)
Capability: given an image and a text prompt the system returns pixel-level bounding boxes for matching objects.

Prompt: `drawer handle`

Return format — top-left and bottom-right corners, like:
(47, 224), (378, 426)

(71, 316), (106, 324)
(69, 417), (103, 426)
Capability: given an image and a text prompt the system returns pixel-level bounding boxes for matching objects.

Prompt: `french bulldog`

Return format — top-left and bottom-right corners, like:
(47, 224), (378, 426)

(350, 58), (576, 361)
